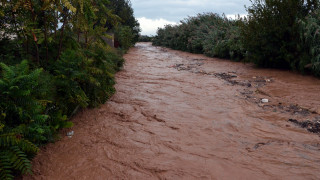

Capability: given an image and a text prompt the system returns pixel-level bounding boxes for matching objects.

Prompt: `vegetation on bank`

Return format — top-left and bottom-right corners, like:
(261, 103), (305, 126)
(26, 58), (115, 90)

(138, 35), (153, 42)
(153, 0), (320, 76)
(0, 0), (139, 179)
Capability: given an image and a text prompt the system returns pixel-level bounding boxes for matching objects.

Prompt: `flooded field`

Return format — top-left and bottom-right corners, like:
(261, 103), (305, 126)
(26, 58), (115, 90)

(25, 43), (320, 180)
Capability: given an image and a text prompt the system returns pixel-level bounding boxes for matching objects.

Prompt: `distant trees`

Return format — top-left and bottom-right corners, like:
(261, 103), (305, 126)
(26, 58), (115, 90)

(138, 35), (153, 42)
(153, 0), (320, 76)
(152, 13), (245, 61)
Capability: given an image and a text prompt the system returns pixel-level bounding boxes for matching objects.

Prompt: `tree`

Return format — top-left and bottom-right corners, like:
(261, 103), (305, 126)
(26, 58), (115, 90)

(241, 0), (319, 69)
(104, 0), (141, 43)
(0, 0), (132, 178)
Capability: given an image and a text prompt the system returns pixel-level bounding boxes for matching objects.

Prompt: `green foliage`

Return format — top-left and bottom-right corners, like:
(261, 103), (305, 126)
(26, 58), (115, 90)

(298, 8), (320, 76)
(105, 0), (141, 43)
(83, 45), (119, 107)
(0, 133), (39, 180)
(138, 35), (153, 42)
(53, 45), (122, 112)
(240, 0), (319, 69)
(52, 43), (123, 113)
(0, 39), (25, 66)
(0, 61), (53, 144)
(115, 25), (134, 51)
(152, 13), (245, 61)
(47, 110), (73, 131)
(153, 1), (320, 76)
(53, 49), (90, 114)
(0, 0), (133, 178)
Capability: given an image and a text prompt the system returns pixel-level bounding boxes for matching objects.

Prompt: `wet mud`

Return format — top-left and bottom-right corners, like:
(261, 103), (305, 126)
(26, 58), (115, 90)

(25, 43), (320, 179)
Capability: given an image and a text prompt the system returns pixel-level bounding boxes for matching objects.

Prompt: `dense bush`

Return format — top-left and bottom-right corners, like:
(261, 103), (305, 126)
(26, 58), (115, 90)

(241, 0), (318, 70)
(0, 61), (48, 179)
(298, 8), (320, 76)
(0, 61), (53, 145)
(0, 0), (137, 178)
(153, 0), (320, 76)
(153, 13), (245, 61)
(115, 26), (135, 51)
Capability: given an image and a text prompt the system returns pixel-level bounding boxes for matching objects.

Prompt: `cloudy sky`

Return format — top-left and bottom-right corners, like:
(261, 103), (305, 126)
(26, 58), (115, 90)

(131, 0), (252, 35)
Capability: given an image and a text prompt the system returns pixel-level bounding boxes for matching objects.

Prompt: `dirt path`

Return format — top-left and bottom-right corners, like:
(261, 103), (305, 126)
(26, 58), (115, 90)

(26, 43), (320, 180)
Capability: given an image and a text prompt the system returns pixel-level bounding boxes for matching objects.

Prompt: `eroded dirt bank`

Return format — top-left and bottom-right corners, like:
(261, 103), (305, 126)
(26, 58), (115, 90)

(25, 43), (320, 180)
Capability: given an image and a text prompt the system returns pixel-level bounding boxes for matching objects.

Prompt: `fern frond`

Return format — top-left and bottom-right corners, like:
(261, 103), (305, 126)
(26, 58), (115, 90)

(0, 133), (38, 179)
(0, 63), (15, 81)
(0, 152), (14, 180)
(8, 146), (31, 174)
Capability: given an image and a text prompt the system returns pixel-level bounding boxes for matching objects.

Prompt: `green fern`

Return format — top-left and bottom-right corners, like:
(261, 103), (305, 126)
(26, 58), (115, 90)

(0, 60), (55, 145)
(0, 133), (38, 180)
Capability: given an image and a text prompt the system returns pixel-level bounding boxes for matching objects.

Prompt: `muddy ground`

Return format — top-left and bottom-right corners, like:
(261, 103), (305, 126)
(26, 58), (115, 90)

(25, 43), (320, 180)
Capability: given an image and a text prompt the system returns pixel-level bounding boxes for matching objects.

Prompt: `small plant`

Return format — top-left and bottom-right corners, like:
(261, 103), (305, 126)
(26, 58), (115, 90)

(0, 133), (39, 179)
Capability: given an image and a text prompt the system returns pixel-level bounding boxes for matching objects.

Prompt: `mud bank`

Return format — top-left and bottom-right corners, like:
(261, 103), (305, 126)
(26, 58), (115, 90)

(25, 43), (320, 180)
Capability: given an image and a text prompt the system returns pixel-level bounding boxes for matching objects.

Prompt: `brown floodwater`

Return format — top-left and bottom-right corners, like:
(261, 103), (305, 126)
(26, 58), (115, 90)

(25, 42), (320, 180)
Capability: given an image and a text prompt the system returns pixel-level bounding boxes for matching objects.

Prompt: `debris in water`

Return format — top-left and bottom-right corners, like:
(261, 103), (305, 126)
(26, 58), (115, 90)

(261, 99), (269, 103)
(228, 73), (237, 78)
(289, 118), (320, 134)
(67, 131), (74, 138)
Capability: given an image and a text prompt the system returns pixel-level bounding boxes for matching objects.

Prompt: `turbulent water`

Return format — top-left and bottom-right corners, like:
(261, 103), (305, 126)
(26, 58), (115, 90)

(25, 43), (320, 180)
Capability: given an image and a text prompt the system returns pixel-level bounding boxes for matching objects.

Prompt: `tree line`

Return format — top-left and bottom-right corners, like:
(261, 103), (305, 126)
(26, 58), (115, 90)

(0, 0), (139, 179)
(153, 0), (320, 76)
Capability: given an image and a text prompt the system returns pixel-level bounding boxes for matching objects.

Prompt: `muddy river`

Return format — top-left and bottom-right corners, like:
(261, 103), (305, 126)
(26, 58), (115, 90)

(25, 43), (320, 179)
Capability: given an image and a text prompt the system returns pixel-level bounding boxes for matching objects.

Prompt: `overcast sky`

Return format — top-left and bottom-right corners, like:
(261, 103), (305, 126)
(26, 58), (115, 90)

(131, 0), (252, 35)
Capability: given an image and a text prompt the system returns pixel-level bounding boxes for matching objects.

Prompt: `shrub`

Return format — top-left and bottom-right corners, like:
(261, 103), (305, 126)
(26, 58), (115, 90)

(53, 44), (123, 114)
(0, 61), (53, 144)
(240, 0), (318, 69)
(115, 26), (134, 51)
(298, 8), (320, 76)
(152, 13), (245, 61)
(82, 44), (121, 107)
(153, 1), (320, 76)
(53, 50), (90, 115)
(0, 61), (49, 178)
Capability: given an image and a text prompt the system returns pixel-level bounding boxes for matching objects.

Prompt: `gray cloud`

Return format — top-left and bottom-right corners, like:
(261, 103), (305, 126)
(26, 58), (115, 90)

(131, 0), (252, 35)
